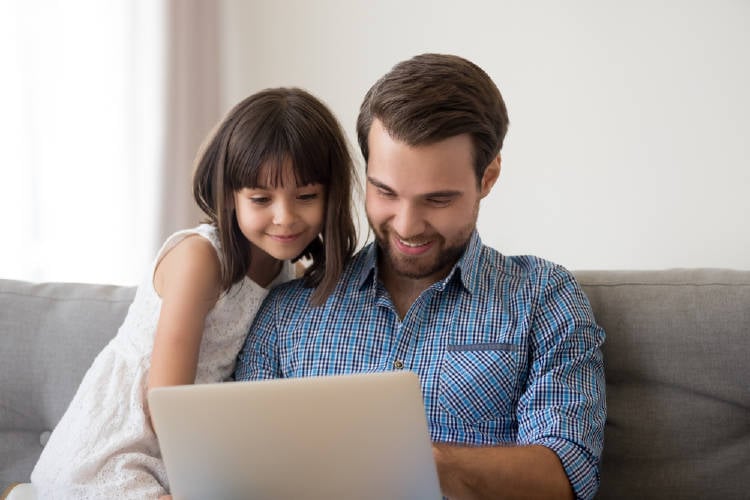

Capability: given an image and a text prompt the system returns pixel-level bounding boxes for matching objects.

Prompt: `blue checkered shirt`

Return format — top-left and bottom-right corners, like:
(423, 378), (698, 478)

(235, 231), (606, 499)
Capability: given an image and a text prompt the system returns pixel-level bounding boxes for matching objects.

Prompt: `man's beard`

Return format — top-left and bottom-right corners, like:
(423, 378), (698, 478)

(371, 224), (474, 281)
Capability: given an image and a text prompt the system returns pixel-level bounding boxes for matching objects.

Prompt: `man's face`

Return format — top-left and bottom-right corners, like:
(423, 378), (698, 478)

(365, 119), (499, 283)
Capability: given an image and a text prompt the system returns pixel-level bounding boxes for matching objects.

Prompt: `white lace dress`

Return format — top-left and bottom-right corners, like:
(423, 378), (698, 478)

(30, 224), (293, 499)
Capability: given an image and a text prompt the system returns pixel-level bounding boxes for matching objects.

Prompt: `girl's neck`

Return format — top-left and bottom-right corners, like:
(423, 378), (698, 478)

(247, 247), (283, 288)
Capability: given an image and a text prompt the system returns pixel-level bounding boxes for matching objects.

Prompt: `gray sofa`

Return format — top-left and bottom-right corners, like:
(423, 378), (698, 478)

(1, 269), (749, 499)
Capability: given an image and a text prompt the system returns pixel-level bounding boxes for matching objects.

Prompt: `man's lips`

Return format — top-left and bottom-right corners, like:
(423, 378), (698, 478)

(392, 235), (434, 256)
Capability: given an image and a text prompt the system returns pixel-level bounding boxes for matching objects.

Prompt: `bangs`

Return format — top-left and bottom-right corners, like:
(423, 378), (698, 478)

(226, 108), (333, 190)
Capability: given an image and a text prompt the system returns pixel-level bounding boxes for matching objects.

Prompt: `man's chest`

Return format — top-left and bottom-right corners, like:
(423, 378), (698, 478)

(275, 290), (534, 426)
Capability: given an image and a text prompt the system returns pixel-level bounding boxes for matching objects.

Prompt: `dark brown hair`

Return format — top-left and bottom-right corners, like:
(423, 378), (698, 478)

(193, 88), (357, 305)
(356, 53), (509, 184)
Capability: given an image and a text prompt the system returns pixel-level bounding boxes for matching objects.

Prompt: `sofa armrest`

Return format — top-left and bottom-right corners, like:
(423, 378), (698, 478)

(0, 279), (135, 491)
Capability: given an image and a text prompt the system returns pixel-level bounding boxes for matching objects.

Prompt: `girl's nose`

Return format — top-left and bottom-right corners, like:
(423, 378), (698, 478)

(272, 200), (295, 226)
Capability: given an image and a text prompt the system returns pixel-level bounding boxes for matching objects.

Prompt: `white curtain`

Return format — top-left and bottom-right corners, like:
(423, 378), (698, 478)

(0, 0), (221, 286)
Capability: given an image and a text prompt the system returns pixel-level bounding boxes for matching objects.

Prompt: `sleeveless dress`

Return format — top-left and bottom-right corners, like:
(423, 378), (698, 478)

(30, 224), (294, 499)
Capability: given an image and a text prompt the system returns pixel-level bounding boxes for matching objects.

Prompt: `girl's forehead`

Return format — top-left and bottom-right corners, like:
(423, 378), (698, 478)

(252, 157), (320, 188)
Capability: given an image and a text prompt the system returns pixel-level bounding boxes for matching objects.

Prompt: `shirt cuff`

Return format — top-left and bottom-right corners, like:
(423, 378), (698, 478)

(534, 436), (600, 500)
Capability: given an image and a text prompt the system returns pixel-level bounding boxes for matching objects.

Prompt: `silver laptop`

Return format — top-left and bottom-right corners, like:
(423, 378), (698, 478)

(148, 370), (441, 500)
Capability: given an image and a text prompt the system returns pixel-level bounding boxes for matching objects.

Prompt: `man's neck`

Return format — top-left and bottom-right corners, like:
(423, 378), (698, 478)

(382, 276), (430, 320)
(379, 262), (453, 320)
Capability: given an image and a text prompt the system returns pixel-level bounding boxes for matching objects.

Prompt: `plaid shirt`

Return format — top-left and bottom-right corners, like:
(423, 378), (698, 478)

(235, 231), (606, 499)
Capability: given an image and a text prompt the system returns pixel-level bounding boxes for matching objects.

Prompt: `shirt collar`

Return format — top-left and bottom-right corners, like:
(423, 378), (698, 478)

(356, 230), (483, 295)
(357, 242), (379, 290)
(440, 229), (482, 295)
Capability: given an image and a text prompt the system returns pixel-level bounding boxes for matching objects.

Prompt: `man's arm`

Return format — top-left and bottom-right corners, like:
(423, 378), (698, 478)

(432, 443), (573, 500)
(433, 264), (606, 499)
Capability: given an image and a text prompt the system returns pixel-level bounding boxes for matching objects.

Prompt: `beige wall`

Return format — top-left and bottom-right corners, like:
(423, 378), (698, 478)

(220, 0), (750, 270)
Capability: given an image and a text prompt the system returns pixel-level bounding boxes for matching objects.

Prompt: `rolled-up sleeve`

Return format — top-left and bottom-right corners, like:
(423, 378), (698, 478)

(518, 265), (606, 500)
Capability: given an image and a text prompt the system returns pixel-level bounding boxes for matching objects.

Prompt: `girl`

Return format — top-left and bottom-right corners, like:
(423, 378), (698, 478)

(30, 88), (357, 498)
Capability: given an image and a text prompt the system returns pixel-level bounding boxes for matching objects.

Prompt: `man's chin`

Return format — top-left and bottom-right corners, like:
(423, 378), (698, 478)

(383, 250), (449, 280)
(382, 242), (470, 282)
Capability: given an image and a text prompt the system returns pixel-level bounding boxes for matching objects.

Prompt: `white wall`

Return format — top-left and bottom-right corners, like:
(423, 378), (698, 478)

(220, 0), (750, 270)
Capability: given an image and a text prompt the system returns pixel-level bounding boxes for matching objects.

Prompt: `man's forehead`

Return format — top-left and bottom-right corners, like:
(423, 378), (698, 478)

(367, 127), (475, 193)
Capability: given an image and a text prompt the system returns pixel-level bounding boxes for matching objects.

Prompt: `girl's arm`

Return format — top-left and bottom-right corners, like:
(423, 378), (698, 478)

(147, 235), (222, 390)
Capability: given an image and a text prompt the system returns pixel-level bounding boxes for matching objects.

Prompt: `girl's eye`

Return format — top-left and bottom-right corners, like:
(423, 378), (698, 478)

(298, 193), (319, 201)
(250, 197), (270, 204)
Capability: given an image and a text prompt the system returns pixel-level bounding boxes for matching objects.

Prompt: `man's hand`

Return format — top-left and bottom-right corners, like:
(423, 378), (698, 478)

(432, 443), (574, 500)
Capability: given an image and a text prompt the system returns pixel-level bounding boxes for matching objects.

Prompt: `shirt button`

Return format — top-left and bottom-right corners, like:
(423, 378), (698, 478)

(393, 360), (404, 369)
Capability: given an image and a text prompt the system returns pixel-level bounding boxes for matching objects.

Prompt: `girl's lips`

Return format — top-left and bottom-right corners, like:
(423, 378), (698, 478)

(393, 236), (434, 256)
(268, 232), (303, 243)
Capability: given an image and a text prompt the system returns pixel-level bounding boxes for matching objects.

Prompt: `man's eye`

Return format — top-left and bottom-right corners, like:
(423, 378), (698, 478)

(427, 197), (451, 206)
(378, 189), (396, 198)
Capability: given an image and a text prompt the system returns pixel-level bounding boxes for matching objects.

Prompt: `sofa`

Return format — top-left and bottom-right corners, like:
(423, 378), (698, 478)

(1, 269), (748, 499)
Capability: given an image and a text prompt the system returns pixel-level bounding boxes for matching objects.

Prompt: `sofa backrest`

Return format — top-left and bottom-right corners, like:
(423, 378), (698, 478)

(0, 279), (136, 490)
(574, 269), (750, 499)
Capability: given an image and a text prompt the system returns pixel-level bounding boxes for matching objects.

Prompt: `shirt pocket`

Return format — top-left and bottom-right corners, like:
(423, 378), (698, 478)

(438, 342), (519, 423)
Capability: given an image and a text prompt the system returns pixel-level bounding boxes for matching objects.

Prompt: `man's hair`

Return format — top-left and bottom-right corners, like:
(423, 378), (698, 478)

(193, 87), (357, 305)
(356, 53), (509, 183)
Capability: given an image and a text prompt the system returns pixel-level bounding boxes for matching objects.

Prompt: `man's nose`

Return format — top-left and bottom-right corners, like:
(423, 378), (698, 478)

(391, 202), (425, 239)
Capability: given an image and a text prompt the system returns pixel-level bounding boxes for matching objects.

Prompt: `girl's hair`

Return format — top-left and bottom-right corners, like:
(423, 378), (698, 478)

(193, 87), (357, 305)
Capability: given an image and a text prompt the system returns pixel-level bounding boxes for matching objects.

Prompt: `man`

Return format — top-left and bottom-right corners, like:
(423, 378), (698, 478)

(235, 53), (606, 500)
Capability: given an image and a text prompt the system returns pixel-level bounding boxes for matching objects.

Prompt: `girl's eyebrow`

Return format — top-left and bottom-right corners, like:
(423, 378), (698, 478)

(241, 182), (323, 191)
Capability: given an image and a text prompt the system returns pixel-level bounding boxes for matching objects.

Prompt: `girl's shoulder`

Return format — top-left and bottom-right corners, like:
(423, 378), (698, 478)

(153, 225), (219, 266)
(152, 225), (222, 301)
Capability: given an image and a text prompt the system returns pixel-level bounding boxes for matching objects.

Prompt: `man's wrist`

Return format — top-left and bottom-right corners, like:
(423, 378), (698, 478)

(432, 443), (478, 498)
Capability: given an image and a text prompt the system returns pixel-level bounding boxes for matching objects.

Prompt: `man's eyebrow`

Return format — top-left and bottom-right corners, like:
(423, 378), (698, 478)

(423, 190), (462, 198)
(366, 176), (394, 192)
(367, 176), (462, 198)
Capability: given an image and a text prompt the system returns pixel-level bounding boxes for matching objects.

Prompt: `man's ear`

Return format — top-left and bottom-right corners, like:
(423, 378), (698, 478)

(480, 155), (501, 198)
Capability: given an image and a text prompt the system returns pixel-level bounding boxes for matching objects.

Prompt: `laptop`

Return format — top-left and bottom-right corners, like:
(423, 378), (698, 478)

(148, 370), (442, 500)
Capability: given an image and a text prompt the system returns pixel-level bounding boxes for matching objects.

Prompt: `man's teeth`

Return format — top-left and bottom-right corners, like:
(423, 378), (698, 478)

(399, 239), (427, 248)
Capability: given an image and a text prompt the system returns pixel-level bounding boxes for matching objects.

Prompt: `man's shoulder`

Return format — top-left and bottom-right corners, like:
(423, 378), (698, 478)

(479, 244), (564, 282)
(471, 244), (587, 304)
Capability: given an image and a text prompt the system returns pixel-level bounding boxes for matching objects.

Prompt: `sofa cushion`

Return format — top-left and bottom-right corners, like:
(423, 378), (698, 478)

(574, 269), (750, 499)
(0, 279), (135, 488)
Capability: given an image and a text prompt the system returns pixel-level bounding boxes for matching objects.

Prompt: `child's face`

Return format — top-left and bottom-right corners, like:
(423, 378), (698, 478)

(233, 160), (325, 263)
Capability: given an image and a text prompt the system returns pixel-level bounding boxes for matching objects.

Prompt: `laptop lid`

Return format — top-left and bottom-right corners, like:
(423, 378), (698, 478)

(148, 370), (441, 500)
